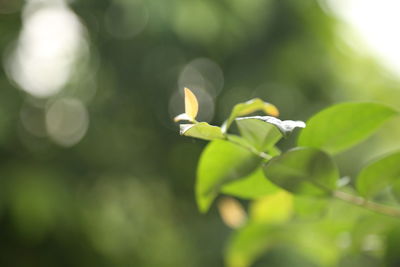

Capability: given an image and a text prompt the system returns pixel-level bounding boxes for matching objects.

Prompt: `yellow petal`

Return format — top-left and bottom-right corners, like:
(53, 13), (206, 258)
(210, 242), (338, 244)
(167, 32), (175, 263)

(184, 87), (199, 120)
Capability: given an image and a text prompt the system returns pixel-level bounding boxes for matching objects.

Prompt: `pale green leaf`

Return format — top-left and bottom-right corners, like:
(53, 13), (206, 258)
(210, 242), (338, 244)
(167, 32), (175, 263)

(298, 102), (398, 155)
(180, 123), (225, 141)
(235, 118), (283, 152)
(249, 190), (293, 224)
(356, 151), (400, 198)
(196, 140), (262, 213)
(221, 168), (279, 199)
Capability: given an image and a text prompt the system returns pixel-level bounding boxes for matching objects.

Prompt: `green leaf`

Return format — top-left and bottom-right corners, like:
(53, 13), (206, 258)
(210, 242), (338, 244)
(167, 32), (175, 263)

(237, 116), (305, 137)
(221, 168), (279, 199)
(263, 147), (339, 196)
(249, 190), (293, 224)
(293, 195), (328, 219)
(298, 102), (398, 155)
(180, 123), (225, 141)
(356, 151), (400, 198)
(235, 118), (283, 152)
(196, 140), (262, 213)
(225, 223), (277, 267)
(391, 180), (400, 202)
(222, 98), (279, 133)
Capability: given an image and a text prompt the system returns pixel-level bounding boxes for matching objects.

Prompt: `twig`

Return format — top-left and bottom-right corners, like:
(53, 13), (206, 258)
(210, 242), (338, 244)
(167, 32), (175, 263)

(333, 190), (400, 218)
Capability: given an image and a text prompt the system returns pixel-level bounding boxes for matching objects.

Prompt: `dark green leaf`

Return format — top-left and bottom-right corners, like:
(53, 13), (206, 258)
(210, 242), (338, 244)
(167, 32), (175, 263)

(298, 102), (398, 155)
(356, 151), (400, 198)
(196, 140), (262, 213)
(221, 168), (279, 199)
(180, 122), (225, 141)
(263, 147), (339, 196)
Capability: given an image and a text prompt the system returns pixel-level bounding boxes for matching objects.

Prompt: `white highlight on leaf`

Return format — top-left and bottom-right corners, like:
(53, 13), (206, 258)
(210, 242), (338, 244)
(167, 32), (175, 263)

(179, 124), (195, 135)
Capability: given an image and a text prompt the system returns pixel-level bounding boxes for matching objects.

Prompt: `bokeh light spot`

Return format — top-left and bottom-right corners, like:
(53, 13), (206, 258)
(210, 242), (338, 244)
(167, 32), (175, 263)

(6, 2), (86, 98)
(178, 58), (224, 98)
(45, 98), (89, 147)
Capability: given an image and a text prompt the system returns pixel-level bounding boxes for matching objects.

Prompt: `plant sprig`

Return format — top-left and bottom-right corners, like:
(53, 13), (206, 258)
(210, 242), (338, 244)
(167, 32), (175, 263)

(174, 88), (400, 219)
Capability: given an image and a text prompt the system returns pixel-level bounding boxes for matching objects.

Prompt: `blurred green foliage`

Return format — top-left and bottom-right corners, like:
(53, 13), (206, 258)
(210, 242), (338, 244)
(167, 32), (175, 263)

(1, 0), (400, 266)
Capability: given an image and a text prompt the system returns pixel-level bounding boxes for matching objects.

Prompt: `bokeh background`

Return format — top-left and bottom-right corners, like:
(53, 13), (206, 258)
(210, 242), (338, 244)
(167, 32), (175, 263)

(1, 0), (400, 266)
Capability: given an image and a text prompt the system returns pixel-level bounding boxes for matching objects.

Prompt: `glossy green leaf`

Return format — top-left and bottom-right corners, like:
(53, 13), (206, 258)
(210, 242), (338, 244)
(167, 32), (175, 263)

(356, 151), (400, 197)
(180, 123), (225, 141)
(222, 98), (279, 133)
(221, 168), (279, 199)
(298, 102), (398, 155)
(263, 147), (339, 196)
(196, 140), (262, 213)
(235, 118), (283, 152)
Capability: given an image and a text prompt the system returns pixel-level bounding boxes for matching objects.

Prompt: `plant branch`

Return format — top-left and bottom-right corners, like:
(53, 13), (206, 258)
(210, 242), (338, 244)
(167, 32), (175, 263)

(333, 190), (400, 218)
(225, 135), (400, 218)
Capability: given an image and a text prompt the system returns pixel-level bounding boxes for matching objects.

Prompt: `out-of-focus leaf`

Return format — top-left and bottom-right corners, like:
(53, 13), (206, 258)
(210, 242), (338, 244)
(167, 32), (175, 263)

(222, 98), (279, 133)
(180, 123), (225, 140)
(237, 116), (305, 137)
(268, 146), (281, 157)
(298, 102), (398, 155)
(263, 147), (339, 196)
(196, 140), (262, 213)
(293, 195), (328, 219)
(217, 197), (247, 229)
(225, 223), (278, 267)
(235, 118), (283, 151)
(249, 190), (293, 224)
(356, 151), (400, 198)
(221, 168), (279, 199)
(385, 226), (400, 267)
(391, 180), (400, 202)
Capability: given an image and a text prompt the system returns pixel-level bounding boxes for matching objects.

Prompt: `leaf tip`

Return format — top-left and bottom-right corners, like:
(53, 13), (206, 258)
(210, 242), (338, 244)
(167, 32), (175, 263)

(264, 103), (279, 117)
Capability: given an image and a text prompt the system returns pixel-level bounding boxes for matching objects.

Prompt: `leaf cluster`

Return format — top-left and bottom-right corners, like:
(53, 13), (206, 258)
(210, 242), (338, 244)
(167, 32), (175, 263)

(175, 88), (400, 267)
